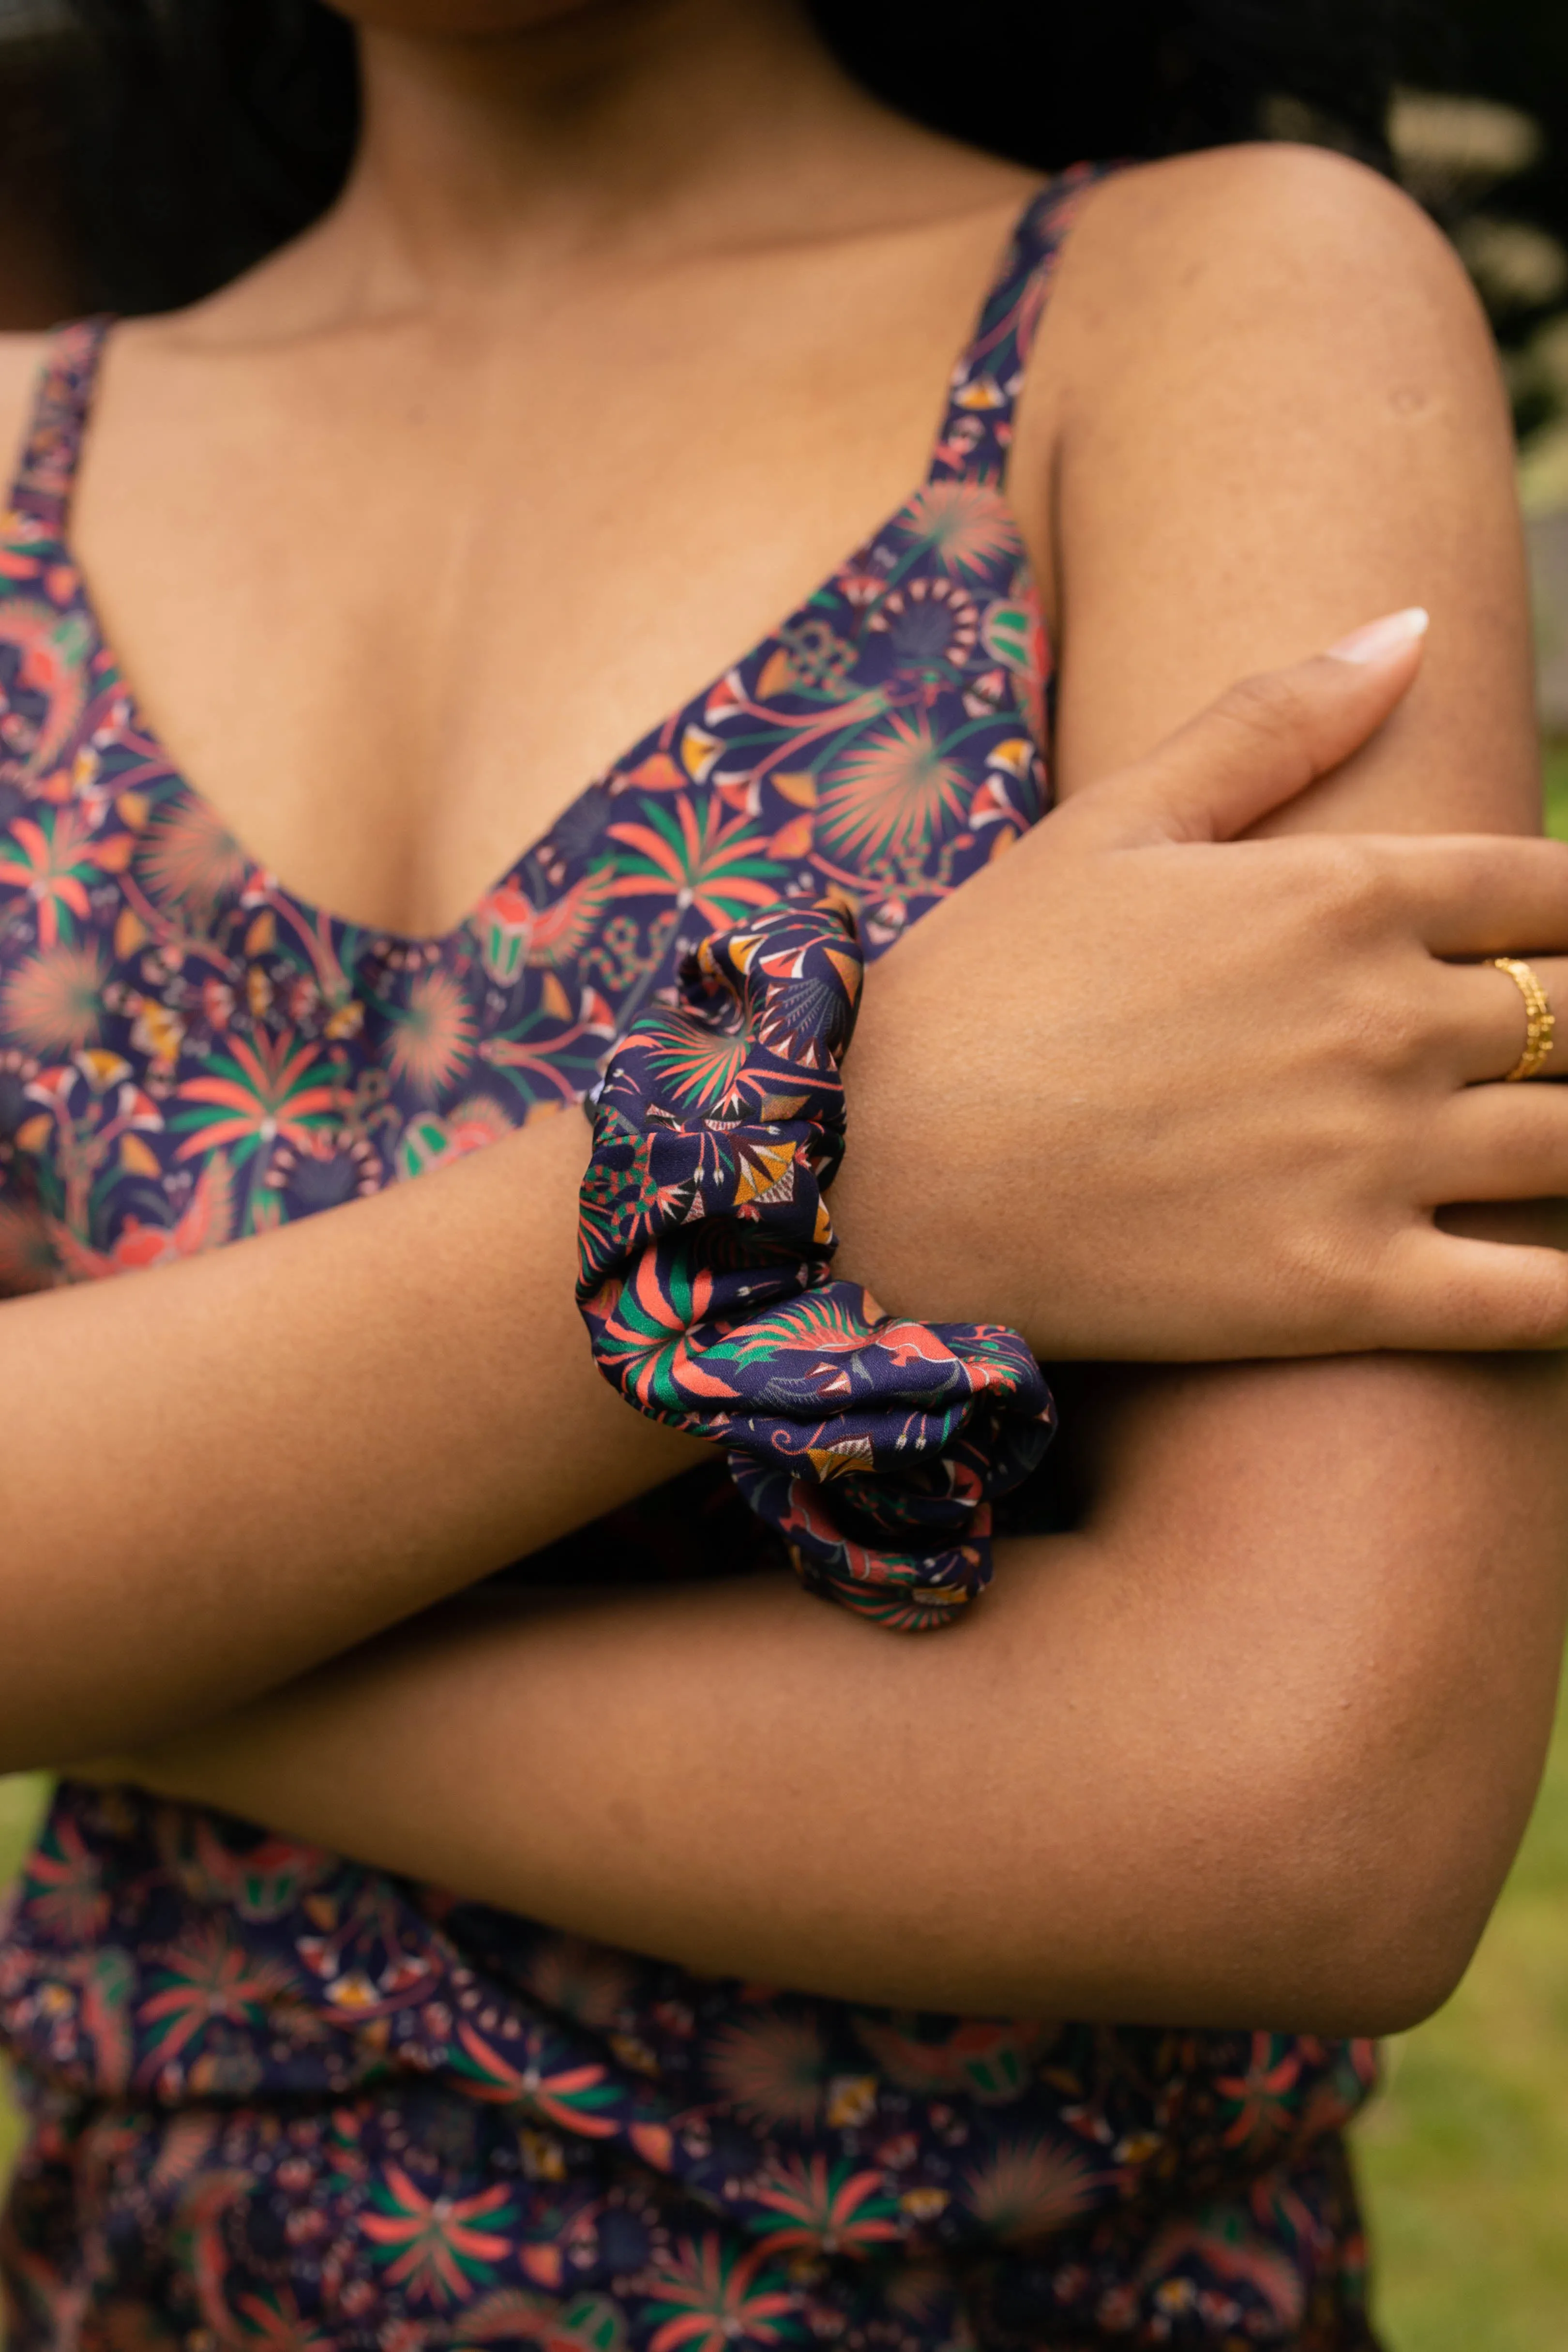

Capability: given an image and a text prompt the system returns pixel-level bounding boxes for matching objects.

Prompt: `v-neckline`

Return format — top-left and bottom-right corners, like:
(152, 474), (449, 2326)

(56, 471), (1043, 957)
(10, 171), (1099, 956)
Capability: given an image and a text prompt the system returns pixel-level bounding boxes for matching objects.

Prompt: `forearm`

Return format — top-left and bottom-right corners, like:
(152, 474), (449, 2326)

(113, 1349), (1568, 2034)
(0, 1105), (703, 1768)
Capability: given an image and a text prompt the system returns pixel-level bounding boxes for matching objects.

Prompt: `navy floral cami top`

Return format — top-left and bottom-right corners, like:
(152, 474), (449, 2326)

(0, 177), (1379, 2352)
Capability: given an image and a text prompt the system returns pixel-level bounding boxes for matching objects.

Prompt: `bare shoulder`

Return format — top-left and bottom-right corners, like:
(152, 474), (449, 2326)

(1025, 142), (1507, 512)
(1082, 136), (1465, 259)
(1053, 141), (1485, 362)
(0, 332), (51, 490)
(1023, 144), (1532, 821)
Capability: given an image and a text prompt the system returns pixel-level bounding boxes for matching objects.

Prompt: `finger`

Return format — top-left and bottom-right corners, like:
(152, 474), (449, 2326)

(1379, 1222), (1568, 1351)
(1385, 833), (1568, 956)
(1067, 607), (1429, 847)
(1438, 953), (1568, 1083)
(1427, 1082), (1568, 1202)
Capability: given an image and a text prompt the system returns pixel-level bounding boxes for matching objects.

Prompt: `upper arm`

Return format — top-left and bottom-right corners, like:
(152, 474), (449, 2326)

(1011, 143), (1566, 2008)
(1023, 141), (1538, 832)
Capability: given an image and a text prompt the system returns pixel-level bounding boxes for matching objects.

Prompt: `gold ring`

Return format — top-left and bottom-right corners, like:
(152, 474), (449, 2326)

(1491, 956), (1556, 1081)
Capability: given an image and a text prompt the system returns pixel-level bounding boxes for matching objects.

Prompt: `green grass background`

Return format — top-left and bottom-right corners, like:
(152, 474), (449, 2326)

(3, 759), (1568, 2345)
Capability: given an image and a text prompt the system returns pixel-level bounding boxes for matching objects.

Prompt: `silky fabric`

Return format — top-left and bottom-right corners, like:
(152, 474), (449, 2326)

(578, 893), (1054, 1627)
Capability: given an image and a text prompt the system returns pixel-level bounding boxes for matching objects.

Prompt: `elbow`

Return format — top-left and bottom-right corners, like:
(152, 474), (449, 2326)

(1234, 1726), (1536, 2038)
(1183, 1543), (1564, 2037)
(1116, 1792), (1499, 2039)
(1278, 1855), (1493, 2040)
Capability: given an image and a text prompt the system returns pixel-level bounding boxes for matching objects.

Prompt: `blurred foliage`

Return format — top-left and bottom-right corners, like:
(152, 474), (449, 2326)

(1542, 737), (1568, 838)
(1388, 9), (1568, 455)
(1440, 3), (1568, 264)
(0, 1772), (48, 2195)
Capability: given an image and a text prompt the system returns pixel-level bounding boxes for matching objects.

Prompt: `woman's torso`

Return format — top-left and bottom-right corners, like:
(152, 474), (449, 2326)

(55, 155), (1049, 944)
(0, 176), (1376, 2350)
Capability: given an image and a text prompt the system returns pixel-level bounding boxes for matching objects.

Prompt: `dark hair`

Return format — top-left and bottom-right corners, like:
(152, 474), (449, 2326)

(59, 0), (1421, 315)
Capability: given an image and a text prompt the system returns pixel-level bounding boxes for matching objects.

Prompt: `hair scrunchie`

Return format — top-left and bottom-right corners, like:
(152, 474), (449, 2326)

(575, 896), (1054, 1630)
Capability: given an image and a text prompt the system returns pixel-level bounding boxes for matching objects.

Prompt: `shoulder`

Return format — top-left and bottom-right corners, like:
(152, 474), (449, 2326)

(1063, 140), (1474, 317)
(1038, 143), (1495, 430)
(1020, 145), (1532, 820)
(0, 332), (54, 493)
(1019, 141), (1513, 592)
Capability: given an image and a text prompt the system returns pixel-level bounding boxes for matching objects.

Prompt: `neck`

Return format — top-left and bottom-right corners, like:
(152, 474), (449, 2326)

(315, 0), (910, 309)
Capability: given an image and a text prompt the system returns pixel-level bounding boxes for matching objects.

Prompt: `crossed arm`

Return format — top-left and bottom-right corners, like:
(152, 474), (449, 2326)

(22, 147), (1568, 2033)
(113, 1344), (1568, 2035)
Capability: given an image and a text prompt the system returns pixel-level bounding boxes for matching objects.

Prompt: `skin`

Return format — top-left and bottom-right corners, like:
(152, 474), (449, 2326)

(3, 0), (1568, 2028)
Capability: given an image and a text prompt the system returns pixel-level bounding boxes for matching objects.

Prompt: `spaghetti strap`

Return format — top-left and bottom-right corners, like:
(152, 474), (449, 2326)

(926, 164), (1107, 488)
(8, 317), (113, 539)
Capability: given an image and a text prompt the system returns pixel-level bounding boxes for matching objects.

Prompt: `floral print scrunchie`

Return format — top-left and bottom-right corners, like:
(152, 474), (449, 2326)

(576, 896), (1054, 1629)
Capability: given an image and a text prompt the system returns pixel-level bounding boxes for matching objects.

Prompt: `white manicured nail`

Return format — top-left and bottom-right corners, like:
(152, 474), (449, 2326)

(1325, 607), (1430, 664)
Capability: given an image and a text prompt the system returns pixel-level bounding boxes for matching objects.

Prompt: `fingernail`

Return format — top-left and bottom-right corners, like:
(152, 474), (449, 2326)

(1325, 606), (1430, 664)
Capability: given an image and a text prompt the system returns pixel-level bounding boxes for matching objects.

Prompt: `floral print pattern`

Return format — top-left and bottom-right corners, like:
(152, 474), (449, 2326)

(0, 174), (1378, 2347)
(579, 895), (1053, 1626)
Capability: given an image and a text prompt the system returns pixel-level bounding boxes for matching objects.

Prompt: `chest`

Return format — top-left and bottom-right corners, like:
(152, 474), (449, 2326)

(69, 221), (1047, 940)
(0, 445), (1048, 1292)
(0, 202), (1060, 1289)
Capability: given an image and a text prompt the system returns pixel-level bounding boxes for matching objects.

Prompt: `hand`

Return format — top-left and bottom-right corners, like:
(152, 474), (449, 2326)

(833, 612), (1568, 1359)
